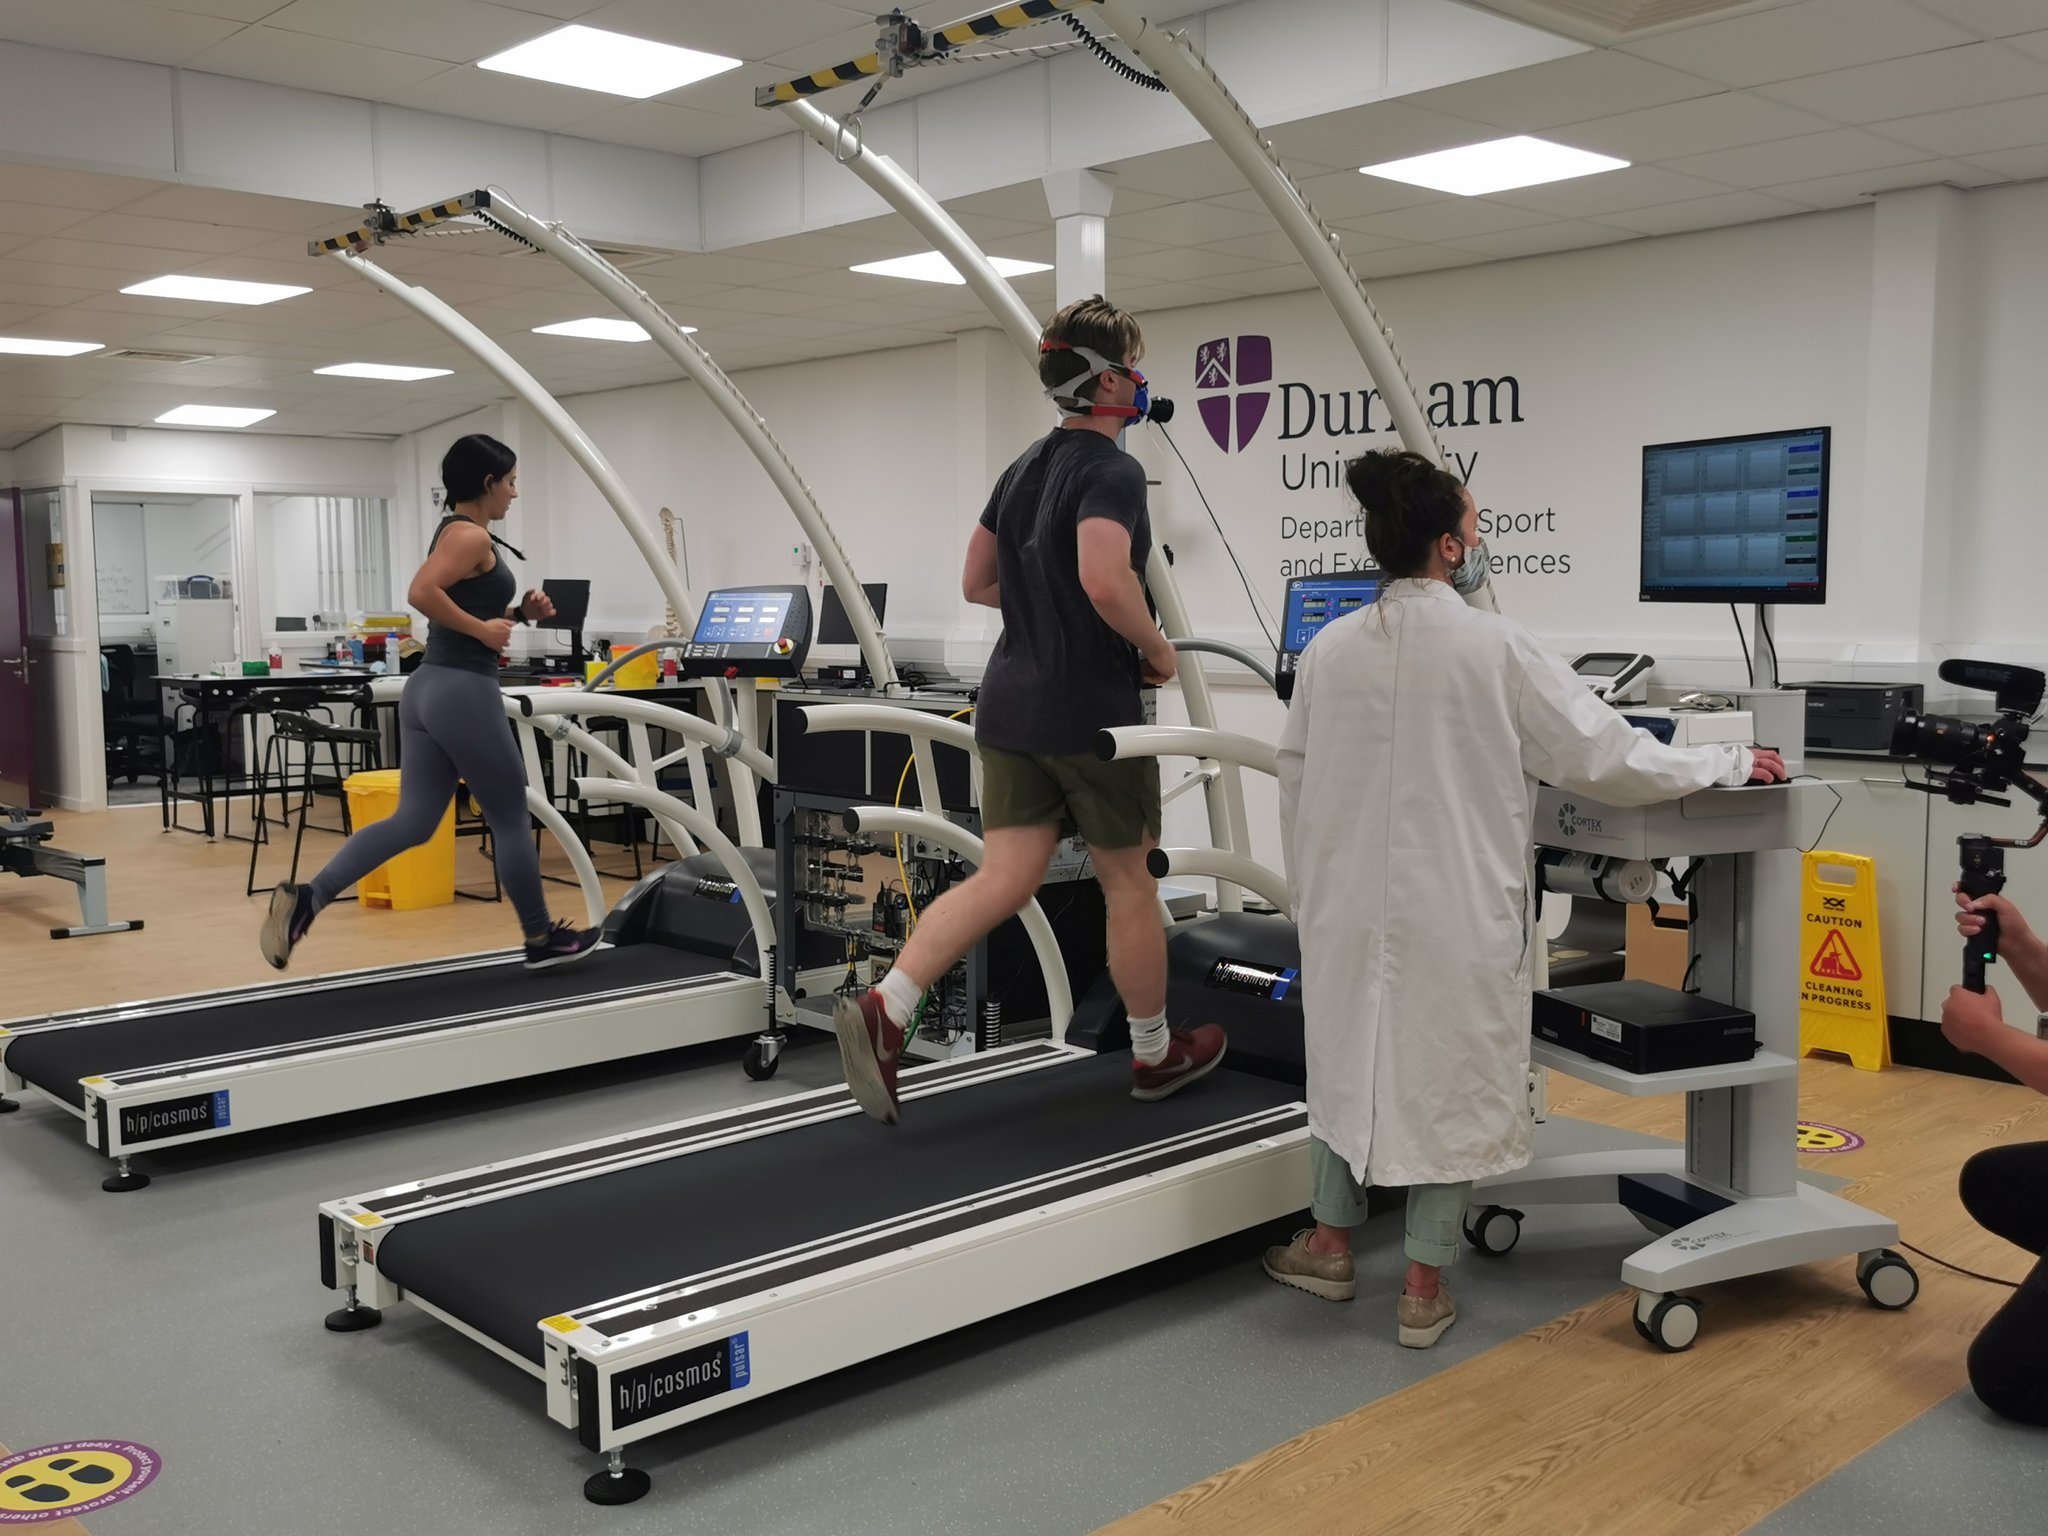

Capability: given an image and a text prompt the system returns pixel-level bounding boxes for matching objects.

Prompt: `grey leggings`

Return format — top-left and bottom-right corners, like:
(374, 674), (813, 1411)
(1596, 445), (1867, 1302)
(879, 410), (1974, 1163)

(309, 664), (552, 937)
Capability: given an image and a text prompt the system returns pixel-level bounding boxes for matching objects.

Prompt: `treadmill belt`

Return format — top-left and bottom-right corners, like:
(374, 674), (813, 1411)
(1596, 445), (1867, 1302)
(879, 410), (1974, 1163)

(375, 1056), (1298, 1364)
(5, 945), (722, 1107)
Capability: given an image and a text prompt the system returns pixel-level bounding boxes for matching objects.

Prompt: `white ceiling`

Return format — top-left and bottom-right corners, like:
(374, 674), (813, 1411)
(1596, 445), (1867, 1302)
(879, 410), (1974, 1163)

(0, 0), (2043, 448)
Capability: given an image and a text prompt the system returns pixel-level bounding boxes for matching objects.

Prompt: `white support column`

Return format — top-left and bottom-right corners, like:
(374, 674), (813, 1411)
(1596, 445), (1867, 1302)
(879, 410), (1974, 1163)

(1043, 168), (1116, 308)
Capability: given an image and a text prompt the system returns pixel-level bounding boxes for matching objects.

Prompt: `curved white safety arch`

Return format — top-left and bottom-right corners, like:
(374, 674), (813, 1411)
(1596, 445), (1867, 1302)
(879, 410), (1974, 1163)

(575, 778), (776, 966)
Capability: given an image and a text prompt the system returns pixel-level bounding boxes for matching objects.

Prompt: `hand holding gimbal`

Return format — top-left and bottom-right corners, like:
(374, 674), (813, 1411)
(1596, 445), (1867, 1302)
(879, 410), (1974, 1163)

(1893, 660), (2048, 993)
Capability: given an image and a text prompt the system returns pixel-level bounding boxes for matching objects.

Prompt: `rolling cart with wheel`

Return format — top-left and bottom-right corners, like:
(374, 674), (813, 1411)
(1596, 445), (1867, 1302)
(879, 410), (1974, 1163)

(1474, 780), (1918, 1351)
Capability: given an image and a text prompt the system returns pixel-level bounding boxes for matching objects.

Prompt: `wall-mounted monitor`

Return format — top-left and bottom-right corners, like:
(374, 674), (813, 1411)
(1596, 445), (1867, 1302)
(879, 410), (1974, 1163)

(1640, 425), (1829, 605)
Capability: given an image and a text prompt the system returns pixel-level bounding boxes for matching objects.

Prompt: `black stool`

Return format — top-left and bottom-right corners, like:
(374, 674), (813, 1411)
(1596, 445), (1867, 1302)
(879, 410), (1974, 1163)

(246, 710), (384, 896)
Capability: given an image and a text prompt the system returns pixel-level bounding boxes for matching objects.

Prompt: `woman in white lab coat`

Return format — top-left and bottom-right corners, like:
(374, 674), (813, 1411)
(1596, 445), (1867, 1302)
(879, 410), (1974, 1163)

(1263, 448), (1786, 1347)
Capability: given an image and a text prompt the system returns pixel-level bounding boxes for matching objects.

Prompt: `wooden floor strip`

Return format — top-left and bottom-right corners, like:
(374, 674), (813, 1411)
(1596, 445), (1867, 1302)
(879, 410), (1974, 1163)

(1098, 1064), (2048, 1536)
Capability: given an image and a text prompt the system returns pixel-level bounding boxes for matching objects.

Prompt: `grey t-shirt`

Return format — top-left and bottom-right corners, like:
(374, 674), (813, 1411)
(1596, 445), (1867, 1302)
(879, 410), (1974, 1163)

(974, 428), (1151, 756)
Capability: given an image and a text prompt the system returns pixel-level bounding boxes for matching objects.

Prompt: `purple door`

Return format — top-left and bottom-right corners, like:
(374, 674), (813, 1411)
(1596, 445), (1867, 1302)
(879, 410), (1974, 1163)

(0, 489), (34, 806)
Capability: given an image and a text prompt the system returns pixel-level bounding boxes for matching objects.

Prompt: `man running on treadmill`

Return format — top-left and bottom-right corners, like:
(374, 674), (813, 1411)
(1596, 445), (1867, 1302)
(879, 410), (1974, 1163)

(834, 295), (1227, 1125)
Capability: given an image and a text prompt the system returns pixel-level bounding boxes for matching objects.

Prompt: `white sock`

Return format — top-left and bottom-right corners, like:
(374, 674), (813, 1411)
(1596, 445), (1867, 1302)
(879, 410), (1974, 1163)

(1128, 1010), (1170, 1066)
(876, 967), (922, 1029)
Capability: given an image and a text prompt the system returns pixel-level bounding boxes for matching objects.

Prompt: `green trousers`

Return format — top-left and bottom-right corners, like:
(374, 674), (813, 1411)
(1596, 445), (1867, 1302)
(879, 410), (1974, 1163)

(1310, 1135), (1473, 1269)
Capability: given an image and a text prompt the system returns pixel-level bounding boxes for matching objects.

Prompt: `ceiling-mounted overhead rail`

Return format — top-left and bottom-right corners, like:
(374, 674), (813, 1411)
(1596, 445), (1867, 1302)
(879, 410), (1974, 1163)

(311, 189), (899, 690)
(755, 0), (1097, 107)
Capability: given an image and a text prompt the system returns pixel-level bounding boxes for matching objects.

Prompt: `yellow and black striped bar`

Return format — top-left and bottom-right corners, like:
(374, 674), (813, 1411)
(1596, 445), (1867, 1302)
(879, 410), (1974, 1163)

(755, 0), (1097, 107)
(307, 193), (486, 257)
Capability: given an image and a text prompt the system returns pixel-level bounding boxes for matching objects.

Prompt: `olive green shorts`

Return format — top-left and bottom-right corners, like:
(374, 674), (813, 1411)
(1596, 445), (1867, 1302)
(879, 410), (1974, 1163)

(979, 747), (1162, 850)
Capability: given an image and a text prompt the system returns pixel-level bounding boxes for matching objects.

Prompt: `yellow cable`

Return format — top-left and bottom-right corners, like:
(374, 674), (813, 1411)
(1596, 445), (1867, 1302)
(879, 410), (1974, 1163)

(891, 707), (974, 929)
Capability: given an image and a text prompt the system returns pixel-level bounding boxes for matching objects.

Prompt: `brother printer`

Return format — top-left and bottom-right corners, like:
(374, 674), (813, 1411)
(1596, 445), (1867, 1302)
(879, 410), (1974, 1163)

(1797, 681), (1924, 756)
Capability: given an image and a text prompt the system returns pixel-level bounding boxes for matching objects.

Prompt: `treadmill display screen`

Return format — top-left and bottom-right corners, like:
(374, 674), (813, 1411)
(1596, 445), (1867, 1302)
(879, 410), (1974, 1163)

(1282, 574), (1380, 656)
(693, 591), (791, 646)
(680, 585), (813, 680)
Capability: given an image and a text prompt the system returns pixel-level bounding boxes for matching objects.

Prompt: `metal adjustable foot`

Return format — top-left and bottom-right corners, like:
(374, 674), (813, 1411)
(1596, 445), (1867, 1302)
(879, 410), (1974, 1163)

(324, 1284), (384, 1333)
(583, 1450), (651, 1505)
(101, 1157), (150, 1193)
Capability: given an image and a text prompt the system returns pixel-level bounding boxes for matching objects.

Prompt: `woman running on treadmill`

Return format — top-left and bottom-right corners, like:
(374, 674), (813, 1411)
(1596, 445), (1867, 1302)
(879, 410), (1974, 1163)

(259, 433), (602, 972)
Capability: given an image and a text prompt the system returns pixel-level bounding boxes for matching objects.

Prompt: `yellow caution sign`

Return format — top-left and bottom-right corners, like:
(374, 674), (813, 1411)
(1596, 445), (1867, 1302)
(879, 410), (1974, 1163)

(1799, 850), (1889, 1071)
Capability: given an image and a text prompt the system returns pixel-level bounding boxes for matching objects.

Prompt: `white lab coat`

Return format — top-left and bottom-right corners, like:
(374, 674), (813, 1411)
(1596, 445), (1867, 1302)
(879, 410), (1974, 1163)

(1275, 578), (1754, 1186)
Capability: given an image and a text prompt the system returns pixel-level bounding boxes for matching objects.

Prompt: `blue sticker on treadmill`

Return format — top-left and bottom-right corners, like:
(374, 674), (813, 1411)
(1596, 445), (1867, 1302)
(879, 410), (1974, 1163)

(213, 1090), (231, 1127)
(730, 889), (743, 904)
(729, 1332), (750, 1388)
(1272, 968), (1299, 1000)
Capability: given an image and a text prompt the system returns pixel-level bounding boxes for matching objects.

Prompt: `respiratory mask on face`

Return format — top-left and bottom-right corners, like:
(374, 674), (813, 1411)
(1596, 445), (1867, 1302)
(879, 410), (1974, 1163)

(1040, 340), (1175, 427)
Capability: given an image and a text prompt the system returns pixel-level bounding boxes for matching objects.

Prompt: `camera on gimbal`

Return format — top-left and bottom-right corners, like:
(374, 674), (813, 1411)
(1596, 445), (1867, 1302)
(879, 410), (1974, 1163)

(1891, 659), (2048, 992)
(1890, 659), (2045, 806)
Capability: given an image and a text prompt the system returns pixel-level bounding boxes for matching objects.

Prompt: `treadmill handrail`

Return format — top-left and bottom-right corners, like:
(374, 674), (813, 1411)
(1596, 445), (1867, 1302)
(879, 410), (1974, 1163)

(842, 805), (1073, 1038)
(573, 778), (775, 962)
(793, 702), (965, 813)
(1171, 637), (1278, 692)
(521, 693), (775, 780)
(1096, 725), (1279, 781)
(1147, 847), (1293, 920)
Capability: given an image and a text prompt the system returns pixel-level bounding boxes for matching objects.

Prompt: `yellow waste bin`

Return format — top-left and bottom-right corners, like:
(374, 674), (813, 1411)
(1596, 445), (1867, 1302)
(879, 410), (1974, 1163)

(344, 769), (455, 911)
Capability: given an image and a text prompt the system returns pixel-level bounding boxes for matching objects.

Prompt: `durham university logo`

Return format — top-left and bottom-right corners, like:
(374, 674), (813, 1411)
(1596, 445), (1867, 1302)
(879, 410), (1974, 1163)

(1195, 335), (1273, 452)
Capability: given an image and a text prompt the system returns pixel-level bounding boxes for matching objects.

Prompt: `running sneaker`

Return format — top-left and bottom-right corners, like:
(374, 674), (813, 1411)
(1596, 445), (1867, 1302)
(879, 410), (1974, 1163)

(833, 989), (905, 1125)
(524, 921), (603, 970)
(260, 882), (317, 971)
(1130, 1024), (1227, 1101)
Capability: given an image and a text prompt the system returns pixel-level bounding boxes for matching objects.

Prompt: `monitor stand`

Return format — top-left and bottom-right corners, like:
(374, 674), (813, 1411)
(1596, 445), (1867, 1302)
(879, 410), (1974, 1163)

(1750, 605), (1778, 690)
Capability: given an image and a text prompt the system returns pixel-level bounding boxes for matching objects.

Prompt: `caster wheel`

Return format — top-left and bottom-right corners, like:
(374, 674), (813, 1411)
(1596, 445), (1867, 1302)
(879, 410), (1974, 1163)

(584, 1467), (651, 1506)
(1462, 1205), (1523, 1257)
(742, 1039), (781, 1081)
(1636, 1292), (1703, 1352)
(1858, 1249), (1919, 1310)
(1632, 1305), (1655, 1345)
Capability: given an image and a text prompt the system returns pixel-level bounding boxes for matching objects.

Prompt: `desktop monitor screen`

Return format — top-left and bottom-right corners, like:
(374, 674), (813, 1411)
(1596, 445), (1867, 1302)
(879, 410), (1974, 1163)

(819, 582), (887, 645)
(1281, 573), (1381, 658)
(542, 578), (590, 632)
(1640, 426), (1829, 604)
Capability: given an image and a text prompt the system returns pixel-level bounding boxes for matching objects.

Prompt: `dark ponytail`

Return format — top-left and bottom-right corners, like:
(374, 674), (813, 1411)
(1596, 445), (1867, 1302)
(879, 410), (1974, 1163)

(441, 434), (517, 508)
(1345, 448), (1466, 578)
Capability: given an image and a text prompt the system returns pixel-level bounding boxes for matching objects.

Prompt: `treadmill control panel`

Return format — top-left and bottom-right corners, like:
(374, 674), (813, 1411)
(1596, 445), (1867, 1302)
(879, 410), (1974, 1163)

(680, 586), (813, 679)
(1275, 573), (1380, 701)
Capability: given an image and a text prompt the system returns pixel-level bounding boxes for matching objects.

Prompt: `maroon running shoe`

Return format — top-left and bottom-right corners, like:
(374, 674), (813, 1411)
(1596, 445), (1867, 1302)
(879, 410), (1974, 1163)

(1130, 1024), (1227, 1101)
(833, 989), (906, 1125)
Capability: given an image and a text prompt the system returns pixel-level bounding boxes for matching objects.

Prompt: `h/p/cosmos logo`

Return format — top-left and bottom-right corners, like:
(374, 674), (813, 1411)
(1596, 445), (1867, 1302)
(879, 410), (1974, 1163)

(1194, 335), (1273, 453)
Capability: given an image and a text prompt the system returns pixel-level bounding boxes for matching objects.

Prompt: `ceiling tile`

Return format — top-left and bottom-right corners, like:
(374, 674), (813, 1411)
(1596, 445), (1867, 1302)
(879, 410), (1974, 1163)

(1755, 40), (2048, 124)
(383, 65), (617, 131)
(1197, 265), (1322, 299)
(1873, 91), (2048, 156)
(1440, 221), (1642, 259)
(1620, 0), (1976, 87)
(0, 164), (165, 211)
(1594, 190), (1813, 236)
(1763, 157), (2004, 208)
(1108, 143), (1288, 204)
(1109, 201), (1283, 248)
(1487, 163), (1732, 218)
(1663, 128), (1929, 188)
(1264, 101), (1499, 170)
(1200, 228), (1404, 264)
(5, 236), (165, 276)
(1907, 0), (2048, 38)
(1340, 199), (1556, 244)
(1958, 141), (2048, 178)
(121, 185), (362, 232)
(263, 0), (550, 63)
(2012, 29), (2048, 64)
(1554, 92), (1837, 162)
(127, 0), (292, 21)
(1111, 246), (1274, 282)
(62, 211), (280, 255)
(181, 26), (454, 101)
(1350, 245), (1493, 279)
(1400, 49), (1723, 132)
(0, 199), (98, 238)
(1206, 168), (1446, 222)
(0, 0), (242, 67)
(580, 0), (869, 66)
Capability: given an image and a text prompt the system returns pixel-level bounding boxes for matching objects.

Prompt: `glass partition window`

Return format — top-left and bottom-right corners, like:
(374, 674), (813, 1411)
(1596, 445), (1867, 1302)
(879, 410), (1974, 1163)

(91, 494), (239, 664)
(257, 495), (392, 630)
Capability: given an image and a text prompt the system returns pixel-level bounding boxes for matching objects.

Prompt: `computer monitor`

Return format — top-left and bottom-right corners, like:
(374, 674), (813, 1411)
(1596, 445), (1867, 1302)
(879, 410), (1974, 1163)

(1640, 426), (1829, 604)
(819, 582), (886, 646)
(542, 578), (592, 662)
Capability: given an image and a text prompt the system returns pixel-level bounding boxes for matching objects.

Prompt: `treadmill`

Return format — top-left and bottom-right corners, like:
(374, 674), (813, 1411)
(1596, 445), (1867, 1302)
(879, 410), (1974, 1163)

(316, 712), (1319, 1507)
(0, 853), (843, 1192)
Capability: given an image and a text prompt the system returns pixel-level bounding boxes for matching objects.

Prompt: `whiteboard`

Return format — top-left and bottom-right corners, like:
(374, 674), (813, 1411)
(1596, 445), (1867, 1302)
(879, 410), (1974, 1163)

(93, 503), (147, 617)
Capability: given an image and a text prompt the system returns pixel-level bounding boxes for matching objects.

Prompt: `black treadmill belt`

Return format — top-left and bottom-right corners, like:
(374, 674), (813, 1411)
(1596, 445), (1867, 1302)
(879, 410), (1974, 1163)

(375, 1057), (1297, 1364)
(6, 945), (722, 1107)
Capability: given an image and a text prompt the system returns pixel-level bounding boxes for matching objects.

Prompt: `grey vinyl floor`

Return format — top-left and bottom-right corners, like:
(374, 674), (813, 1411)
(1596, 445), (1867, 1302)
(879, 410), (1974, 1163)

(0, 1035), (2022, 1536)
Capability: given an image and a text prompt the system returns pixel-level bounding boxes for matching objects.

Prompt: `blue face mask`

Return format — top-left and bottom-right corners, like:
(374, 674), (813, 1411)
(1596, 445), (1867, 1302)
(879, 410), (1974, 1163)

(1450, 534), (1491, 595)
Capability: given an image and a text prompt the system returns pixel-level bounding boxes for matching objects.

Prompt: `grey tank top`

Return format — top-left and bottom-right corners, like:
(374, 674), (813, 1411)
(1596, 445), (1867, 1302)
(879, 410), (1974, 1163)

(422, 515), (518, 675)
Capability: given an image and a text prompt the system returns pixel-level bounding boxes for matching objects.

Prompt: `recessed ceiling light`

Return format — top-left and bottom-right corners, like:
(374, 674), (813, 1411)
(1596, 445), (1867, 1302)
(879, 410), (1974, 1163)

(849, 252), (1053, 285)
(0, 337), (103, 356)
(477, 24), (741, 99)
(315, 362), (455, 381)
(122, 275), (312, 306)
(155, 404), (276, 428)
(1360, 136), (1628, 197)
(531, 317), (687, 342)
